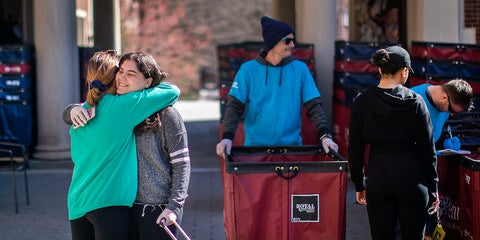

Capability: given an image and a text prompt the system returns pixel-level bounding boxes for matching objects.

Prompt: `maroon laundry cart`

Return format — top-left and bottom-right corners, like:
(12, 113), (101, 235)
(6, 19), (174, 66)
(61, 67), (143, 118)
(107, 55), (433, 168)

(221, 145), (348, 240)
(437, 153), (480, 240)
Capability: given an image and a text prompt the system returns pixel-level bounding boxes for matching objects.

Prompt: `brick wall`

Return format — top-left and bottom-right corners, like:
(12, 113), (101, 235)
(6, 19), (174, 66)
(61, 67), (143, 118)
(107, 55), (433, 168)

(120, 0), (271, 98)
(464, 0), (480, 43)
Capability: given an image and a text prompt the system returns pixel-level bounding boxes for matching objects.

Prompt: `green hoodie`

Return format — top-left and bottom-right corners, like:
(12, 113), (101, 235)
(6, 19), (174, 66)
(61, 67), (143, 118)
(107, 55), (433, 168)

(68, 82), (179, 220)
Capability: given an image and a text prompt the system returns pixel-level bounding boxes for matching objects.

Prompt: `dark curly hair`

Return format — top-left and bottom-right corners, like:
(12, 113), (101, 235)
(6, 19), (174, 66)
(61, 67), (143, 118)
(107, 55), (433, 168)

(135, 111), (163, 133)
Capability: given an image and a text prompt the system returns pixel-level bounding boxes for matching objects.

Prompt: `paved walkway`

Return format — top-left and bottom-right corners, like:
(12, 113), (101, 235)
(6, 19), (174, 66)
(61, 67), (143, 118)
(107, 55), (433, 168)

(0, 100), (372, 240)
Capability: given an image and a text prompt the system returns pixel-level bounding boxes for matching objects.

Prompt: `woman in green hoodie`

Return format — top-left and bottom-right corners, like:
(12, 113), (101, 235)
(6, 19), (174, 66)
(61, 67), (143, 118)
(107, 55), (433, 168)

(68, 51), (180, 240)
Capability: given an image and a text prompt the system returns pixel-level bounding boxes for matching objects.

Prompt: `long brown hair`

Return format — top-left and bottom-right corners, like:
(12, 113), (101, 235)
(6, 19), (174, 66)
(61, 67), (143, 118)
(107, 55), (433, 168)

(85, 51), (118, 107)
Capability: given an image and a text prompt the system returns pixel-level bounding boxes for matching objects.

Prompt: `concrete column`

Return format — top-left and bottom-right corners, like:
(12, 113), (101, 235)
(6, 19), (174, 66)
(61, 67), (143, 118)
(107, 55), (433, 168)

(408, 0), (460, 44)
(296, 0), (336, 125)
(270, 0), (295, 27)
(33, 0), (79, 159)
(93, 0), (115, 50)
(114, 0), (122, 53)
(22, 0), (34, 43)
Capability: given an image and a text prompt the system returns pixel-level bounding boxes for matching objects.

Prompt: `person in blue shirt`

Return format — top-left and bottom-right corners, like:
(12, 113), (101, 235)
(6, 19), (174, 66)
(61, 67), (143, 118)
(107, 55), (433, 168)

(216, 16), (337, 158)
(410, 79), (473, 240)
(411, 79), (473, 143)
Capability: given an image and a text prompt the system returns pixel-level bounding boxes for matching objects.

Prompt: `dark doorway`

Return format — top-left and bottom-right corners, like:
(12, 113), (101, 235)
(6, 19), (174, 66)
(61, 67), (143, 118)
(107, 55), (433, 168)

(351, 0), (407, 44)
(0, 0), (23, 44)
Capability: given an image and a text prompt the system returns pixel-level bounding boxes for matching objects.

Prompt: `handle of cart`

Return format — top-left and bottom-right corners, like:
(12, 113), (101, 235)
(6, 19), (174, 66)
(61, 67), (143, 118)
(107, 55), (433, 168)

(224, 145), (348, 177)
(159, 218), (191, 240)
(327, 146), (347, 162)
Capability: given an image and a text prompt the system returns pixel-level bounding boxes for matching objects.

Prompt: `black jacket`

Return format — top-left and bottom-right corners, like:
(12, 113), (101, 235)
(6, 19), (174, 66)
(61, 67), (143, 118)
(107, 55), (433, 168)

(348, 85), (438, 194)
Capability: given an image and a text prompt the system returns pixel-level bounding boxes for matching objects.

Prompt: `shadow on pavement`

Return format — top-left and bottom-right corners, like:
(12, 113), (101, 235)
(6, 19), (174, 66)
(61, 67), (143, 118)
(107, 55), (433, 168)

(0, 120), (370, 240)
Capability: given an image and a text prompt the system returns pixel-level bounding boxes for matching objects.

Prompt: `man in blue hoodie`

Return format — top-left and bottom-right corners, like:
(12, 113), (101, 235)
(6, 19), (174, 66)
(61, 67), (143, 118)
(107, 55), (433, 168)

(216, 16), (337, 158)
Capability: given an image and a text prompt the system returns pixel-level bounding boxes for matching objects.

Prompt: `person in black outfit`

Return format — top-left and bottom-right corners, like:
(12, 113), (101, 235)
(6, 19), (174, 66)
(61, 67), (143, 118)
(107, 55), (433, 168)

(348, 46), (440, 239)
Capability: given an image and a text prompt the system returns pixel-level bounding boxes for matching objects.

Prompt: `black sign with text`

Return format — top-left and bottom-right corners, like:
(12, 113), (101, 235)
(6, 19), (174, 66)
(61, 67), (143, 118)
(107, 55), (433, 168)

(291, 194), (319, 223)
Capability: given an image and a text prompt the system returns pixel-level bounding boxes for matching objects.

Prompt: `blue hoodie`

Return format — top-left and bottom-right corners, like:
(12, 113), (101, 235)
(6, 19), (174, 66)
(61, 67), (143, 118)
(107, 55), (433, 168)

(228, 54), (320, 146)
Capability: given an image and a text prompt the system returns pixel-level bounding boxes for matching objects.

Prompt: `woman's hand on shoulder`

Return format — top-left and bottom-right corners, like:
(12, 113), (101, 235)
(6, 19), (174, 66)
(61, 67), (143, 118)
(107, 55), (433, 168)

(71, 106), (95, 129)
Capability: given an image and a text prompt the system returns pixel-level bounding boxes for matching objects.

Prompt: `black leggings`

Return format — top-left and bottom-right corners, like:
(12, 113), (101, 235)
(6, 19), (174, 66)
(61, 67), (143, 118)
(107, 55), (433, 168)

(128, 203), (182, 240)
(70, 206), (130, 240)
(366, 184), (428, 240)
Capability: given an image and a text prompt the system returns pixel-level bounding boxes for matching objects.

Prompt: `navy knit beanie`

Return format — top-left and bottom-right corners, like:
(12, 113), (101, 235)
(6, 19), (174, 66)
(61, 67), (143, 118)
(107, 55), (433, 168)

(261, 16), (295, 52)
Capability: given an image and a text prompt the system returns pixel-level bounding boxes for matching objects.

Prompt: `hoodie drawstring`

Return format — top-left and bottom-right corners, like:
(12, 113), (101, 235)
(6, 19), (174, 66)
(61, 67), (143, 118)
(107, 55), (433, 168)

(264, 64), (283, 86)
(279, 66), (283, 86)
(137, 203), (166, 217)
(265, 65), (268, 84)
